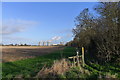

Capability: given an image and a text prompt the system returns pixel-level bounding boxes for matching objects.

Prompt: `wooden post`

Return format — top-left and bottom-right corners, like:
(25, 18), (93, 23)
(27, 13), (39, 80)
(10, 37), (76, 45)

(76, 51), (80, 67)
(73, 57), (75, 67)
(82, 47), (85, 67)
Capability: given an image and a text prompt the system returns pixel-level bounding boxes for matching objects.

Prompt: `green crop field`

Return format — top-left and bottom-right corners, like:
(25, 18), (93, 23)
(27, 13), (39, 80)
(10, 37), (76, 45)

(2, 47), (76, 78)
(2, 47), (120, 79)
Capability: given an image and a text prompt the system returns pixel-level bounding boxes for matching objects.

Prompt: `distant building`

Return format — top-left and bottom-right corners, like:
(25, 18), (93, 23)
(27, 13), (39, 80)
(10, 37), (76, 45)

(52, 44), (58, 46)
(47, 41), (51, 46)
(38, 42), (41, 46)
(60, 42), (64, 45)
(43, 42), (47, 46)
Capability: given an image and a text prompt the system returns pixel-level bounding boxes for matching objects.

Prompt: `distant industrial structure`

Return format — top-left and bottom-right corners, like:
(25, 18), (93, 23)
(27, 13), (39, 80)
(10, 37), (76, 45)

(1, 41), (65, 46)
(38, 41), (64, 46)
(38, 41), (51, 46)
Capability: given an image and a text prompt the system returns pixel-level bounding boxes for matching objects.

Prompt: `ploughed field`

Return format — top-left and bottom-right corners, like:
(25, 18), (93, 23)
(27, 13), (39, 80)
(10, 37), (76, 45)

(1, 46), (64, 62)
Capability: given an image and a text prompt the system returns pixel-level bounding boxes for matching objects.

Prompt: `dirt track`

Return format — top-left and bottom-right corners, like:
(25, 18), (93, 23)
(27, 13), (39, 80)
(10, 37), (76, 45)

(1, 46), (64, 62)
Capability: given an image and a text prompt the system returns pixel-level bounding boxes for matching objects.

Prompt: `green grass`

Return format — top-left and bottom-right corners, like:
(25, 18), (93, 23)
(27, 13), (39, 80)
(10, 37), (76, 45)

(84, 62), (120, 78)
(2, 47), (76, 78)
(62, 63), (120, 79)
(2, 46), (120, 79)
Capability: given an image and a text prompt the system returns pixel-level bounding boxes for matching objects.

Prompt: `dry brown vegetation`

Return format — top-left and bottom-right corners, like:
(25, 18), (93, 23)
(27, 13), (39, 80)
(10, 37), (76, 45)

(36, 58), (92, 79)
(36, 59), (70, 78)
(1, 46), (64, 62)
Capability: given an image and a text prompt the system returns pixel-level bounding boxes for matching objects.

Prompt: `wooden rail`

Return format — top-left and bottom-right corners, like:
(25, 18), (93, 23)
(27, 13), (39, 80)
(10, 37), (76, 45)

(68, 47), (85, 67)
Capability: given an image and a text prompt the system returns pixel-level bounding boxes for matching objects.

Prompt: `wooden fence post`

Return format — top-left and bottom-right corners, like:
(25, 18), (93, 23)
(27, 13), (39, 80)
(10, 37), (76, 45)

(82, 47), (85, 67)
(73, 56), (75, 67)
(76, 51), (80, 67)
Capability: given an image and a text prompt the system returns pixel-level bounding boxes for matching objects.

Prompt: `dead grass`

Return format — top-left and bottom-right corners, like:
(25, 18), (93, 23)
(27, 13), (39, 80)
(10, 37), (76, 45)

(2, 46), (64, 62)
(36, 59), (70, 78)
(35, 57), (94, 79)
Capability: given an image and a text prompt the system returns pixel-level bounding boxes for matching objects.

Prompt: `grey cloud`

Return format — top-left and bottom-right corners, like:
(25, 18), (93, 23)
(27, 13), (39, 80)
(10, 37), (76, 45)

(1, 19), (38, 35)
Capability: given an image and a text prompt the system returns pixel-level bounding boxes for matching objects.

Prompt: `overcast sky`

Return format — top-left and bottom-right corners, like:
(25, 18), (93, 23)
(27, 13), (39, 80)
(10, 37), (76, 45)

(1, 2), (98, 45)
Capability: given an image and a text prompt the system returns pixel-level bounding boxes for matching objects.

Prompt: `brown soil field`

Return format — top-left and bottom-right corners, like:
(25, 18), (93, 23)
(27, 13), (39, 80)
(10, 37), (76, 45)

(1, 46), (64, 62)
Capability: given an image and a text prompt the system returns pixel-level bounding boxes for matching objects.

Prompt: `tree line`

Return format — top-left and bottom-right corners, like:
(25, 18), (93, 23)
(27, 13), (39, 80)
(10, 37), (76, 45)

(1, 43), (31, 46)
(66, 2), (120, 64)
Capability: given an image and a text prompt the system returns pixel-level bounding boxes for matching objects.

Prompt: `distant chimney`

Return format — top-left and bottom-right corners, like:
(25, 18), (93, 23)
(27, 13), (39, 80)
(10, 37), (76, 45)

(43, 41), (46, 46)
(38, 42), (41, 46)
(47, 41), (51, 46)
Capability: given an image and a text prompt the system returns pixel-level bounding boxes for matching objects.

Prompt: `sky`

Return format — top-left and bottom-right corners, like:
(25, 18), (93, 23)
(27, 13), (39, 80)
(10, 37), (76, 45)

(1, 2), (98, 45)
